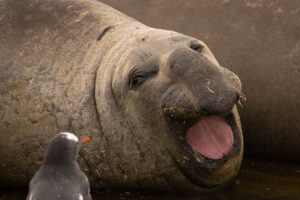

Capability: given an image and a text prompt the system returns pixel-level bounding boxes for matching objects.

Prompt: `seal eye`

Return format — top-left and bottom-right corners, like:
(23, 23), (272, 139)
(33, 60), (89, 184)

(129, 67), (158, 89)
(132, 75), (146, 88)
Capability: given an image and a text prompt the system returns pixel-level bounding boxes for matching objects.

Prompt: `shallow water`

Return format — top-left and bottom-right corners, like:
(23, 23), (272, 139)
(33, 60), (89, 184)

(1, 159), (300, 200)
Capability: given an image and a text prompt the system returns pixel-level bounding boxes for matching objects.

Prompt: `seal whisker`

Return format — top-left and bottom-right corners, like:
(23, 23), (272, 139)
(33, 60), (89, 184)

(183, 156), (190, 161)
(238, 93), (247, 107)
(207, 86), (215, 93)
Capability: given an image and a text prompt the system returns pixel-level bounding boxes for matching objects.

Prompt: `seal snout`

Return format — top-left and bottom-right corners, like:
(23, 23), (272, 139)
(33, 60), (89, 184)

(164, 46), (241, 119)
(161, 43), (242, 163)
(198, 86), (240, 118)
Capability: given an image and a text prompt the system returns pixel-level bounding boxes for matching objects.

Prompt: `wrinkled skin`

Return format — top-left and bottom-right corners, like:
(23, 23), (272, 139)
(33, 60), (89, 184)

(0, 0), (243, 193)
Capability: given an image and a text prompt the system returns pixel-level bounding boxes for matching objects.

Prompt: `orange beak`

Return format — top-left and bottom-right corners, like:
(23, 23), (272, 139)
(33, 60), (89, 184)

(81, 137), (91, 143)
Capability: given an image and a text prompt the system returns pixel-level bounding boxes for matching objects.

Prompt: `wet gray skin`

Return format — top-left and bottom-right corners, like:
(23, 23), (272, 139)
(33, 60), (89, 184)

(0, 0), (243, 193)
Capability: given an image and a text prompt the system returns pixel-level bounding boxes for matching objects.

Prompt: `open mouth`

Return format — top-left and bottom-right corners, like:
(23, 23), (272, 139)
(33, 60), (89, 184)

(185, 113), (240, 165)
(163, 109), (242, 188)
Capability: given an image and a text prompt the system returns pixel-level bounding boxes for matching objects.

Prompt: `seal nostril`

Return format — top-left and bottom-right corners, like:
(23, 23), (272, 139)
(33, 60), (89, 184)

(190, 43), (203, 53)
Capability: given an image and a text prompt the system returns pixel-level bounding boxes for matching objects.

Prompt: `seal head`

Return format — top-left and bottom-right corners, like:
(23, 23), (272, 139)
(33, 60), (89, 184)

(96, 29), (243, 192)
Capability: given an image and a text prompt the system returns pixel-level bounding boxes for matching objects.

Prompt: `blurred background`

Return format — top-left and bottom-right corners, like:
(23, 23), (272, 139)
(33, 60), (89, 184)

(101, 0), (300, 161)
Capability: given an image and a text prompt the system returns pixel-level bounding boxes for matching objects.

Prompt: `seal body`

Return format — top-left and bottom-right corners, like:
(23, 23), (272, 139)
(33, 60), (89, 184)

(26, 132), (91, 200)
(0, 0), (243, 193)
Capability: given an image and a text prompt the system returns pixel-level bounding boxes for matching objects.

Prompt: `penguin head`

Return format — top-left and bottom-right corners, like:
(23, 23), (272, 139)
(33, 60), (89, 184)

(43, 132), (90, 166)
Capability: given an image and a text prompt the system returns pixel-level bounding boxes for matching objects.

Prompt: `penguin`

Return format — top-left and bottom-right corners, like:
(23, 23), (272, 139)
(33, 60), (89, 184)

(26, 132), (92, 200)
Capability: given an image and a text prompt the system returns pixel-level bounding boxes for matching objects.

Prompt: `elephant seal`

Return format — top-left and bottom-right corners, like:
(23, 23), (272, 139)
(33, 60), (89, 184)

(0, 0), (243, 193)
(26, 132), (91, 200)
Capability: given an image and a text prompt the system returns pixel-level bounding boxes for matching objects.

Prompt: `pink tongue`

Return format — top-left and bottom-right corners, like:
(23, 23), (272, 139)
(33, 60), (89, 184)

(186, 116), (233, 160)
